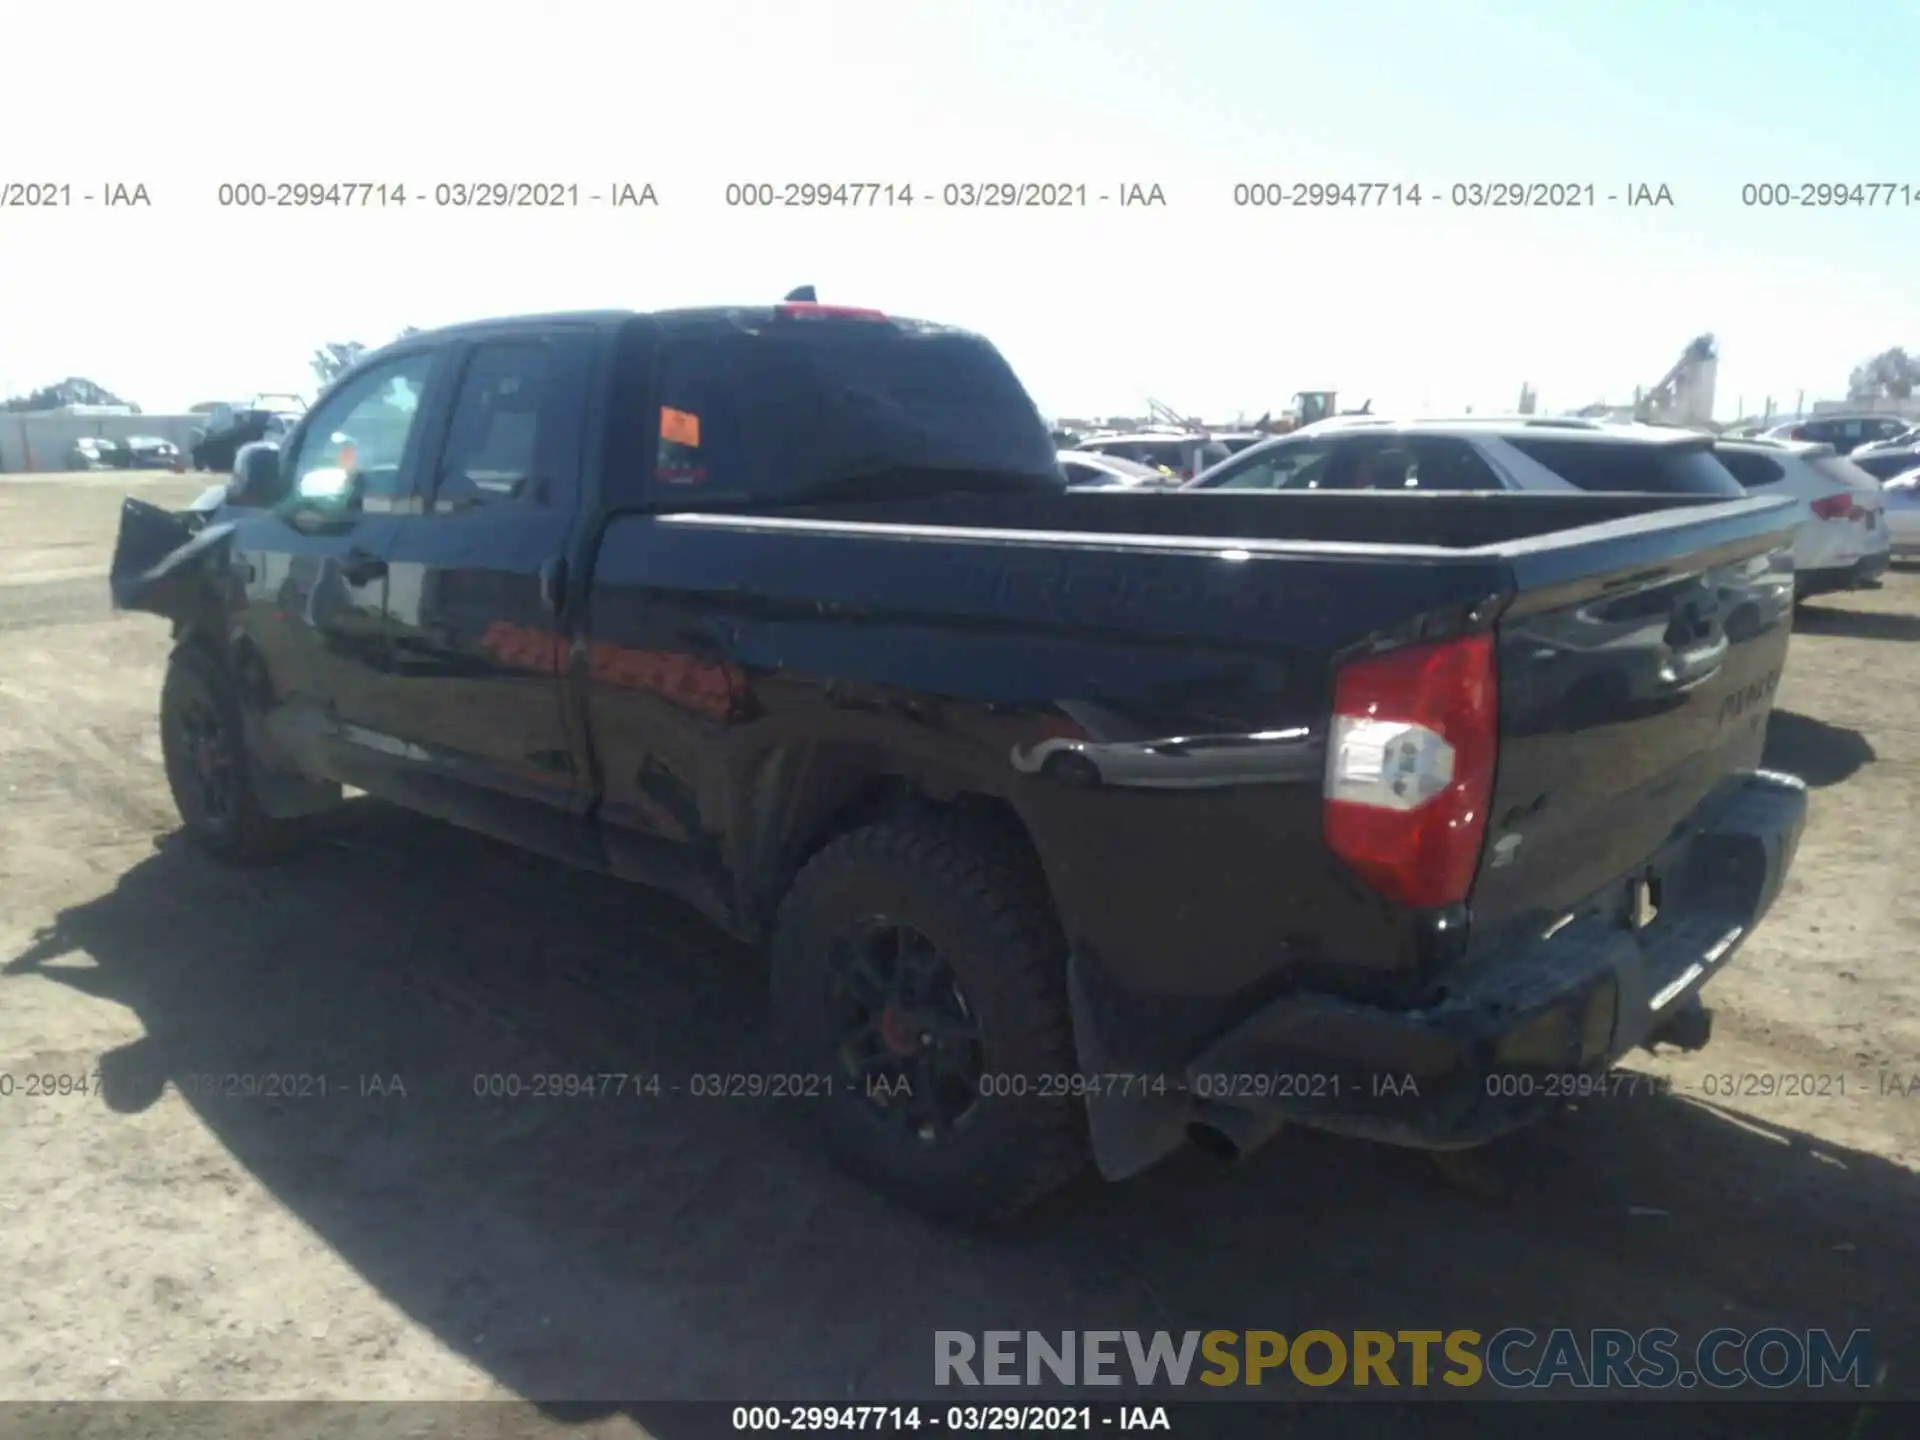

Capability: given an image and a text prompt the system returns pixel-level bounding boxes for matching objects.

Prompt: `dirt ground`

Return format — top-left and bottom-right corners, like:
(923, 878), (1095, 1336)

(2, 473), (1917, 1434)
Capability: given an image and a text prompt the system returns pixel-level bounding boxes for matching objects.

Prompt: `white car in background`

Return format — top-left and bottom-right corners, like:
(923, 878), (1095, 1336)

(1072, 430), (1233, 483)
(1057, 450), (1176, 489)
(1881, 466), (1920, 561)
(1712, 438), (1891, 600)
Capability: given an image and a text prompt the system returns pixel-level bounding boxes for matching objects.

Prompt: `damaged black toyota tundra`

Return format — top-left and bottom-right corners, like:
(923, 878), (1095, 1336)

(112, 300), (1808, 1222)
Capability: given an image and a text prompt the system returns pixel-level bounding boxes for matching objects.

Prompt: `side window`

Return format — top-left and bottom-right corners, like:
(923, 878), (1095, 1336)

(433, 342), (554, 510)
(1506, 439), (1744, 496)
(1206, 441), (1336, 490)
(1714, 450), (1786, 489)
(1404, 438), (1505, 490)
(1324, 440), (1419, 490)
(282, 352), (433, 513)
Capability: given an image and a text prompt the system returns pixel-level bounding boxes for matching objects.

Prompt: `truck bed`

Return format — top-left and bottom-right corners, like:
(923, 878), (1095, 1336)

(590, 487), (1796, 1000)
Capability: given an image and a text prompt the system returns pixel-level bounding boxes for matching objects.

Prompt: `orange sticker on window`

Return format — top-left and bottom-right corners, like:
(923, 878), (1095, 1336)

(660, 407), (700, 447)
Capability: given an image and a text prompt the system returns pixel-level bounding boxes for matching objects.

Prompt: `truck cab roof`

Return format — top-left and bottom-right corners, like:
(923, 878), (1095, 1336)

(382, 305), (973, 347)
(343, 302), (1063, 508)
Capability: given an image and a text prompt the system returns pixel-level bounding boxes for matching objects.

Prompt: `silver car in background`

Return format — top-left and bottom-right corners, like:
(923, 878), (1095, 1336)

(1881, 465), (1920, 562)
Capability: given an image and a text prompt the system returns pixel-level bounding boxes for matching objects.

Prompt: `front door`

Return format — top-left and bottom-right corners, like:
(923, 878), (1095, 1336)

(232, 347), (445, 792)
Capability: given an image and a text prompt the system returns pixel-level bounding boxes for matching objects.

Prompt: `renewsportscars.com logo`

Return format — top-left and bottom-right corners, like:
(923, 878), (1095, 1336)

(934, 1328), (1874, 1390)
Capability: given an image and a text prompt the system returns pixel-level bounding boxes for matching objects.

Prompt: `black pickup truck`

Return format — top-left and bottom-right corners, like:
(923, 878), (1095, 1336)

(112, 301), (1808, 1222)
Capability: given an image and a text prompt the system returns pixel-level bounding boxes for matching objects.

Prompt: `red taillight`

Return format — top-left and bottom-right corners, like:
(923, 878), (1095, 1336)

(775, 302), (889, 322)
(1809, 493), (1855, 521)
(1323, 632), (1498, 909)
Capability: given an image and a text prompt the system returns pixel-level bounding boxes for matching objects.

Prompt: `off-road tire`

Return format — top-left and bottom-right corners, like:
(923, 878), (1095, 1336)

(770, 815), (1089, 1223)
(159, 645), (305, 863)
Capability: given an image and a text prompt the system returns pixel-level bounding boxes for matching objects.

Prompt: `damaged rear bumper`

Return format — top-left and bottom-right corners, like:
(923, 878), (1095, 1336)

(1073, 768), (1807, 1178)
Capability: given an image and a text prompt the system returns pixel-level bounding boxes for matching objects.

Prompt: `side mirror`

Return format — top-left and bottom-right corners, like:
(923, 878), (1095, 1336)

(295, 467), (354, 504)
(229, 441), (283, 507)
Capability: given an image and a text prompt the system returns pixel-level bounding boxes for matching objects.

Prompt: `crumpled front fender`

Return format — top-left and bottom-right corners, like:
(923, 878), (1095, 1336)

(108, 496), (237, 627)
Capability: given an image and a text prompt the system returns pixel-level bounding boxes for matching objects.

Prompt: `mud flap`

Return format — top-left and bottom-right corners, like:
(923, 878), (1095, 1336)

(1067, 951), (1194, 1180)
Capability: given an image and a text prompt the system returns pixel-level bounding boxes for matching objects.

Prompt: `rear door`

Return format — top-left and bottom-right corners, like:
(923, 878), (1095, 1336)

(374, 327), (599, 863)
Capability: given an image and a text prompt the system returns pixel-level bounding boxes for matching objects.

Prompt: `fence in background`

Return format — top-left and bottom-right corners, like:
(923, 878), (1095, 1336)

(0, 413), (207, 473)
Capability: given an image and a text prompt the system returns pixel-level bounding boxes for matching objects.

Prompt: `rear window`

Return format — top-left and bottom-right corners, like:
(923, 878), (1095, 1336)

(1713, 449), (1786, 489)
(1506, 438), (1745, 496)
(615, 313), (1062, 503)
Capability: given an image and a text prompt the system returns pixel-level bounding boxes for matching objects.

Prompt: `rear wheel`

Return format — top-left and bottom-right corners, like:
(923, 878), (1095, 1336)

(770, 815), (1088, 1223)
(160, 646), (304, 863)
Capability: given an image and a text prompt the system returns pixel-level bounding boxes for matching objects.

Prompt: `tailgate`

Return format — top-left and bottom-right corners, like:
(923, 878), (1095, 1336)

(1469, 497), (1797, 941)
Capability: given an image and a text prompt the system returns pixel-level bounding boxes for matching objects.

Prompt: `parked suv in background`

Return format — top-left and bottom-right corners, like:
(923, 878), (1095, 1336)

(1714, 438), (1891, 598)
(1845, 423), (1920, 481)
(1184, 416), (1747, 497)
(1765, 413), (1911, 456)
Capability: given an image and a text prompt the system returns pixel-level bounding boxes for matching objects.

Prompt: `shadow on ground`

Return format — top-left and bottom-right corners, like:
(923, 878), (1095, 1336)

(1763, 709), (1877, 788)
(1792, 603), (1920, 643)
(5, 806), (1912, 1437)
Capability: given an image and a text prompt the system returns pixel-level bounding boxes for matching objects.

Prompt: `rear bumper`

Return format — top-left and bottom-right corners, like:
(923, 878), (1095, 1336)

(1082, 770), (1807, 1166)
(1797, 551), (1889, 597)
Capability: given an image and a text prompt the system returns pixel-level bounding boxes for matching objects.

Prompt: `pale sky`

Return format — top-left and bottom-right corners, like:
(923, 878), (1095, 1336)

(1, 0), (1912, 422)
